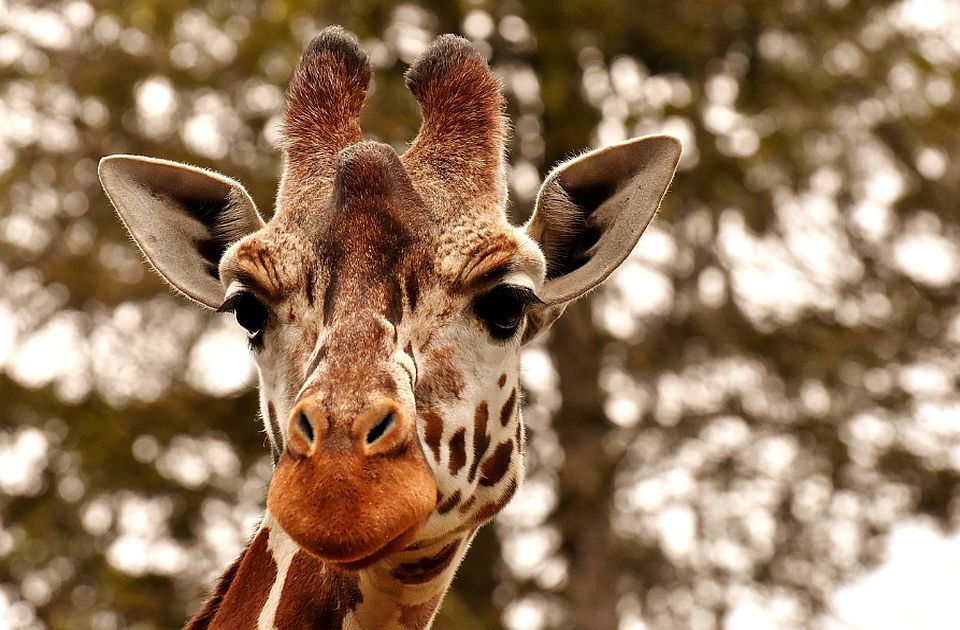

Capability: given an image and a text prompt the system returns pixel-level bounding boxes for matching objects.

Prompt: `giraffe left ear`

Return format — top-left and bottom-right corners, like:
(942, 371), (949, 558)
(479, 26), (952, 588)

(99, 155), (265, 309)
(523, 135), (681, 340)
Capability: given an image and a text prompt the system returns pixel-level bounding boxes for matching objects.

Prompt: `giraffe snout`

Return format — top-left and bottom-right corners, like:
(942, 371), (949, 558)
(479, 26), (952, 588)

(269, 396), (437, 567)
(285, 397), (413, 459)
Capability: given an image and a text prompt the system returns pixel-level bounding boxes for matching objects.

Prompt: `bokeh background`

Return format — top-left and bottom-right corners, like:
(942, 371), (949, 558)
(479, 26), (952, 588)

(2, 0), (960, 628)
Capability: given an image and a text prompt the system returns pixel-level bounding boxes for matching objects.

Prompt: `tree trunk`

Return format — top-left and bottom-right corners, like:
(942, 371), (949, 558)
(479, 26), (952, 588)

(549, 300), (621, 630)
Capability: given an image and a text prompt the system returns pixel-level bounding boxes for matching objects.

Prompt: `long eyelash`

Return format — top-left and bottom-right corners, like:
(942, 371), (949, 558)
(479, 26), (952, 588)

(218, 291), (268, 352)
(499, 285), (545, 308)
(216, 292), (244, 314)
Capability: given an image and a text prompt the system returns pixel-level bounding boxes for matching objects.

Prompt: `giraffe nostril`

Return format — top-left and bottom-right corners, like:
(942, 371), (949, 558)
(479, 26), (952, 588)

(297, 412), (315, 446)
(365, 412), (394, 445)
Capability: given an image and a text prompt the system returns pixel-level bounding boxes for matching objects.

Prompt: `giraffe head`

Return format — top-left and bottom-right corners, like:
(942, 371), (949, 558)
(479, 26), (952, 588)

(99, 28), (680, 570)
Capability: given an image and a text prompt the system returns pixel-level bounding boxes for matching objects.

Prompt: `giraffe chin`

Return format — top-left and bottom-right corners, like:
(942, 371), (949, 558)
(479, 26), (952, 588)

(330, 520), (424, 571)
(266, 446), (438, 570)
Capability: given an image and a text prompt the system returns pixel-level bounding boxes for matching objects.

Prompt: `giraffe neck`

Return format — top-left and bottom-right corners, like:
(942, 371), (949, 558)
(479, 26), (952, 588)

(187, 512), (473, 630)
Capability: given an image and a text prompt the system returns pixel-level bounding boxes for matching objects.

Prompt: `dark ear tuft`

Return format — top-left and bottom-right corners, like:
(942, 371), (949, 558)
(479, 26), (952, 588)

(305, 26), (370, 76)
(404, 35), (499, 116)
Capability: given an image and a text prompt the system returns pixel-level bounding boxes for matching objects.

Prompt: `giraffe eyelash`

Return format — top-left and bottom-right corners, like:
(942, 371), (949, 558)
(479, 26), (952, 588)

(218, 290), (270, 350)
(473, 284), (543, 341)
(493, 285), (543, 308)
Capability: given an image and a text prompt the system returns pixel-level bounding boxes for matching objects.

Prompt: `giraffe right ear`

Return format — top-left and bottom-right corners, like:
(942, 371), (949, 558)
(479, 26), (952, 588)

(523, 135), (681, 340)
(98, 155), (265, 309)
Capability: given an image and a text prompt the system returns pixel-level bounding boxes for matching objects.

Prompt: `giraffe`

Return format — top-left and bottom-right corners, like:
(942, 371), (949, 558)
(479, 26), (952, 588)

(98, 27), (680, 629)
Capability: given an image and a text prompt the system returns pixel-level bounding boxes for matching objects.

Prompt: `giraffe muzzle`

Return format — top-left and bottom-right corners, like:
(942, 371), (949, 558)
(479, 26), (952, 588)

(267, 398), (438, 567)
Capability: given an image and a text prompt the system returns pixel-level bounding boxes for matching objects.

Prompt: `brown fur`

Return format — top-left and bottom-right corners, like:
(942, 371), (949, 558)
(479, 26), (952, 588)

(238, 30), (521, 628)
(472, 476), (519, 524)
(274, 551), (362, 627)
(189, 528), (275, 629)
(269, 398), (436, 564)
(403, 35), (506, 207)
(436, 490), (461, 514)
(448, 428), (467, 475)
(179, 29), (530, 629)
(266, 402), (283, 466)
(416, 347), (466, 404)
(422, 409), (444, 462)
(185, 541), (248, 629)
(280, 27), (370, 215)
(499, 388), (517, 427)
(479, 440), (513, 487)
(458, 495), (477, 515)
(391, 541), (461, 584)
(100, 23), (680, 629)
(467, 402), (490, 483)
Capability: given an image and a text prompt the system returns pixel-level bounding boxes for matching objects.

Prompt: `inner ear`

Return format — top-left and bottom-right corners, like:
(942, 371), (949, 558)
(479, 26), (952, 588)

(99, 155), (265, 309)
(525, 135), (682, 306)
(533, 180), (603, 281)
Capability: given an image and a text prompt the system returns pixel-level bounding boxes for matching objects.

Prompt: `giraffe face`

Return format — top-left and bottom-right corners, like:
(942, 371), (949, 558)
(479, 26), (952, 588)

(216, 141), (543, 565)
(98, 27), (681, 573)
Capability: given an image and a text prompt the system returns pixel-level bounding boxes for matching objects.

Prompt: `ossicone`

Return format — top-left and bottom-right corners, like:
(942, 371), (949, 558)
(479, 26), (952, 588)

(280, 26), (372, 196)
(402, 34), (508, 209)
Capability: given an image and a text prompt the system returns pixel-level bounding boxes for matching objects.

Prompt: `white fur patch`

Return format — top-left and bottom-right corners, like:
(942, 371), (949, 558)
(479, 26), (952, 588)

(257, 515), (301, 630)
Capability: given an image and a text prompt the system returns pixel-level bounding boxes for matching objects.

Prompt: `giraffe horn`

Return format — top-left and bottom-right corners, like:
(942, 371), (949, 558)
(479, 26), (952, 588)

(402, 35), (508, 210)
(280, 27), (371, 204)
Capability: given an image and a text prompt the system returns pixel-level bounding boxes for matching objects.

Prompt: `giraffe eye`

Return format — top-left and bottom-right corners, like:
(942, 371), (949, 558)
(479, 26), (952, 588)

(218, 291), (269, 341)
(474, 285), (542, 341)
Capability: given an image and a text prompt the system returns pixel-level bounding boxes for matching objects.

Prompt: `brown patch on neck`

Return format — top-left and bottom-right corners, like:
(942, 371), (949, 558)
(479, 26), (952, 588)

(458, 495), (477, 514)
(436, 490), (461, 514)
(467, 402), (490, 483)
(187, 528), (275, 629)
(448, 428), (466, 475)
(478, 440), (513, 487)
(421, 410), (444, 463)
(184, 545), (247, 629)
(500, 388), (517, 427)
(472, 475), (519, 524)
(275, 550), (362, 627)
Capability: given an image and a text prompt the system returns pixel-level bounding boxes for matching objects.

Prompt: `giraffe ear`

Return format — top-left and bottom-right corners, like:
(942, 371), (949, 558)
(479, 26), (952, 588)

(523, 135), (681, 340)
(98, 155), (265, 309)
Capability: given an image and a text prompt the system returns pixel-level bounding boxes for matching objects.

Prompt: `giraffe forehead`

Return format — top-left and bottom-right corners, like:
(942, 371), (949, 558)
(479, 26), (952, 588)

(232, 219), (529, 307)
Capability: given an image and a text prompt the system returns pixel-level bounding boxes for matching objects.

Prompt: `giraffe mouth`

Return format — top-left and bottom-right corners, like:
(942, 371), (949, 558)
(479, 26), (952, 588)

(267, 444), (438, 568)
(329, 519), (424, 571)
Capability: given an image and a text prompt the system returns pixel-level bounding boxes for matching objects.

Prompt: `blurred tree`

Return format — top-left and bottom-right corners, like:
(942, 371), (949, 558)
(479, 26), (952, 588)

(2, 1), (960, 629)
